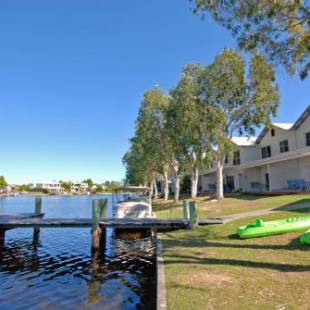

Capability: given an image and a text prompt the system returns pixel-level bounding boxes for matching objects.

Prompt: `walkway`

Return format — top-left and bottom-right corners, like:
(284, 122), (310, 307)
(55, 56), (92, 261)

(217, 202), (310, 224)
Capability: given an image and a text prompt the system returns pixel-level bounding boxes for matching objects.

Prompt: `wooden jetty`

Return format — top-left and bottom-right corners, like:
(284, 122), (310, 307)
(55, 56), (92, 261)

(0, 198), (223, 250)
(100, 217), (222, 230)
(0, 217), (222, 229)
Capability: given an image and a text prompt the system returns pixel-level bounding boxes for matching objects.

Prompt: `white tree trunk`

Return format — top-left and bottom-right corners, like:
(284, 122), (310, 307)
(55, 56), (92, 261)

(149, 182), (153, 204)
(153, 179), (158, 200)
(190, 167), (199, 199)
(174, 174), (180, 203)
(216, 160), (224, 199)
(163, 171), (169, 201)
(172, 163), (180, 203)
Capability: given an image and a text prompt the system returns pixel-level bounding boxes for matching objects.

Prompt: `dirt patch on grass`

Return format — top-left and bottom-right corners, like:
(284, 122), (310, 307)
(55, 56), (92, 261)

(179, 270), (235, 288)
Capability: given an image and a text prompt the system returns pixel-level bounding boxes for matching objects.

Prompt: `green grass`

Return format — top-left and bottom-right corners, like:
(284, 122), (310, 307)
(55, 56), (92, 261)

(153, 193), (310, 219)
(156, 195), (310, 310)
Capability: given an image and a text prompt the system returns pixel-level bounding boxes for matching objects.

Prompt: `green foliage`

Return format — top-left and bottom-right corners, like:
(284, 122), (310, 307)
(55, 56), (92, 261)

(169, 64), (211, 172)
(93, 184), (104, 193)
(191, 0), (310, 79)
(0, 176), (8, 187)
(123, 87), (171, 185)
(202, 49), (279, 145)
(29, 187), (50, 194)
(83, 178), (94, 188)
(180, 175), (191, 194)
(199, 49), (279, 198)
(60, 181), (73, 192)
(104, 181), (120, 193)
(124, 49), (279, 199)
(16, 184), (31, 192)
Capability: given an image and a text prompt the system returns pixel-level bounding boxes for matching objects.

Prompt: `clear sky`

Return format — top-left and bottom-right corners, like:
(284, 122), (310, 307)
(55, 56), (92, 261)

(0, 0), (309, 184)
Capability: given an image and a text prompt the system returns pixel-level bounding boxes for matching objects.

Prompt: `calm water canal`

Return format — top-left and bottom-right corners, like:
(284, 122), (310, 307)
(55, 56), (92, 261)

(0, 195), (157, 310)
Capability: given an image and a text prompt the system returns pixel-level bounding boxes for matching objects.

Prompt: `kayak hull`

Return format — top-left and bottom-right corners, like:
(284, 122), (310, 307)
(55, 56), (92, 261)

(237, 216), (310, 239)
(300, 229), (310, 245)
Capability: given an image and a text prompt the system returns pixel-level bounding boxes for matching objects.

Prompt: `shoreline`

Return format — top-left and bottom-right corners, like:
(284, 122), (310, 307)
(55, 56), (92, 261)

(0, 192), (112, 198)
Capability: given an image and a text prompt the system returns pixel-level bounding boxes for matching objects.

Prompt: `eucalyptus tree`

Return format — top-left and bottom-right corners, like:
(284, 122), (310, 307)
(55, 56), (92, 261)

(0, 176), (8, 188)
(200, 49), (279, 199)
(165, 102), (187, 203)
(130, 87), (171, 200)
(191, 0), (310, 79)
(169, 64), (212, 199)
(123, 136), (156, 189)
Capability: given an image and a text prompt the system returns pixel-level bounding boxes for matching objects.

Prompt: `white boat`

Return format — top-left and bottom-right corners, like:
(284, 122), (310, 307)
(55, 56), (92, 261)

(112, 186), (154, 219)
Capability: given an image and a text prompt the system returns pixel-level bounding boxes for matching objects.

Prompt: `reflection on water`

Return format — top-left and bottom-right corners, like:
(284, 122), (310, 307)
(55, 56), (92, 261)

(0, 196), (157, 310)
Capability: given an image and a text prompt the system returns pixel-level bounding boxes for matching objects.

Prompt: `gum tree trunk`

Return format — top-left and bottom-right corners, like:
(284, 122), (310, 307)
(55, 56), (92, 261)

(150, 182), (154, 199)
(191, 167), (199, 199)
(174, 173), (180, 203)
(216, 160), (224, 199)
(163, 171), (169, 201)
(153, 179), (158, 200)
(172, 163), (180, 203)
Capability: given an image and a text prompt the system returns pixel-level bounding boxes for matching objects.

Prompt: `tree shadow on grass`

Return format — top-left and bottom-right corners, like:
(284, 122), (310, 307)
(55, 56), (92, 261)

(223, 193), (269, 201)
(161, 232), (309, 252)
(163, 253), (310, 272)
(209, 237), (309, 251)
(272, 199), (310, 213)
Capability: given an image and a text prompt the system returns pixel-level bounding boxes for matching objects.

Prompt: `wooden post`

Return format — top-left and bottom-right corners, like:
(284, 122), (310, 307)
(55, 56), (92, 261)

(35, 197), (42, 216)
(32, 227), (40, 249)
(92, 199), (101, 250)
(99, 198), (107, 253)
(33, 197), (42, 248)
(0, 229), (5, 249)
(99, 199), (108, 220)
(183, 200), (190, 220)
(189, 201), (198, 229)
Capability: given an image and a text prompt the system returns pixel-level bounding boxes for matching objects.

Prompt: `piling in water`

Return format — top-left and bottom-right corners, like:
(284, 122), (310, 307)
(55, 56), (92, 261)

(92, 198), (108, 250)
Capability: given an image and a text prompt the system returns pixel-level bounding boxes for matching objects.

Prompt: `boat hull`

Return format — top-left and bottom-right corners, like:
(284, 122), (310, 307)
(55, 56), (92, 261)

(300, 229), (310, 245)
(113, 200), (154, 219)
(237, 216), (310, 239)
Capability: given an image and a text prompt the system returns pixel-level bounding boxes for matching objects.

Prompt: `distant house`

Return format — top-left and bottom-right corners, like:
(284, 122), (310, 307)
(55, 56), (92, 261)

(72, 183), (89, 193)
(0, 186), (11, 194)
(32, 182), (64, 194)
(199, 105), (310, 193)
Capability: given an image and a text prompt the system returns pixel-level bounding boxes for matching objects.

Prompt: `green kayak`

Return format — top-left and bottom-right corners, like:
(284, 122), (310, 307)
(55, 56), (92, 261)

(237, 216), (310, 239)
(300, 229), (310, 245)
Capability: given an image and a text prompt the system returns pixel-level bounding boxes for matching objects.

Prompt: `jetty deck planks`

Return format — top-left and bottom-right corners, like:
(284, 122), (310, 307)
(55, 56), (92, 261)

(0, 216), (223, 229)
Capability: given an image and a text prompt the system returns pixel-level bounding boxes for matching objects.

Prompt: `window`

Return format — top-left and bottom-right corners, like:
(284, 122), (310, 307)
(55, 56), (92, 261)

(233, 151), (240, 165)
(279, 140), (289, 153)
(225, 156), (229, 164)
(271, 128), (275, 137)
(261, 146), (271, 159)
(306, 132), (310, 146)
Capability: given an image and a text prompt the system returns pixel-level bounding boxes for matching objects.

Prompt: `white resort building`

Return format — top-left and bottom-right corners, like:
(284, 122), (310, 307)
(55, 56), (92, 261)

(32, 182), (65, 194)
(199, 105), (310, 194)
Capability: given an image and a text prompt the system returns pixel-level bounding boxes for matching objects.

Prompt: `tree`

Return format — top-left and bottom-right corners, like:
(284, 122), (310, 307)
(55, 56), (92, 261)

(60, 181), (73, 192)
(199, 49), (279, 199)
(132, 87), (171, 200)
(0, 176), (8, 188)
(16, 184), (31, 192)
(104, 181), (120, 193)
(93, 184), (104, 194)
(83, 178), (94, 188)
(191, 0), (310, 79)
(169, 64), (211, 199)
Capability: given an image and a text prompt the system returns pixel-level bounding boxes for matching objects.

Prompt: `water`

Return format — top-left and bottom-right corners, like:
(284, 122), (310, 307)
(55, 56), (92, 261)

(0, 196), (157, 310)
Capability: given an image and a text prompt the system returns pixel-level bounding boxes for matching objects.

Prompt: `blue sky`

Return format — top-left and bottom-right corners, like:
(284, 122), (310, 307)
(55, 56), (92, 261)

(0, 0), (309, 184)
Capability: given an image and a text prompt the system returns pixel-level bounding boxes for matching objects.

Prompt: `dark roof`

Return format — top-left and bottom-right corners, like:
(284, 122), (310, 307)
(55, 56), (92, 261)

(291, 104), (310, 130)
(256, 104), (310, 145)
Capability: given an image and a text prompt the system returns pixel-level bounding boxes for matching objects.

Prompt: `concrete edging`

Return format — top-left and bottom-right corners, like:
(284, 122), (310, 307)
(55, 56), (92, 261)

(156, 234), (167, 310)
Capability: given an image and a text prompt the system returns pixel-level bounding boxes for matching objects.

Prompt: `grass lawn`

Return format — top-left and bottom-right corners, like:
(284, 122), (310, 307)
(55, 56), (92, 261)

(156, 195), (310, 310)
(153, 193), (310, 219)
